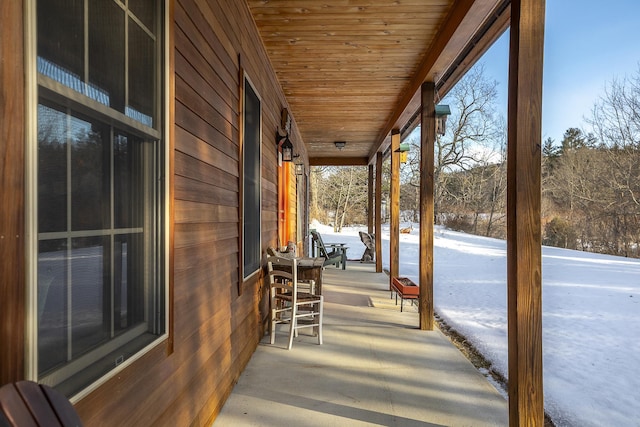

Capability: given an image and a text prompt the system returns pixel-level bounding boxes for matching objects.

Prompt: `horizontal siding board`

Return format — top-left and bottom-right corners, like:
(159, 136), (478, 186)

(174, 294), (231, 349)
(175, 103), (238, 161)
(174, 256), (237, 308)
(174, 222), (238, 248)
(175, 70), (237, 144)
(175, 151), (238, 191)
(175, 175), (238, 206)
(174, 7), (238, 105)
(174, 238), (239, 272)
(154, 340), (234, 427)
(175, 127), (238, 176)
(175, 200), (238, 224)
(124, 325), (232, 427)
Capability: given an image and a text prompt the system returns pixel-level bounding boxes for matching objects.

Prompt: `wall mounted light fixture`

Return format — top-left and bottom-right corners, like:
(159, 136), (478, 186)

(276, 131), (294, 162)
(334, 141), (346, 150)
(435, 104), (451, 136)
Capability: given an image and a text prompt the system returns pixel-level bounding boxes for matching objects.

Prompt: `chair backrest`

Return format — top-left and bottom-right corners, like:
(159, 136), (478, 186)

(359, 231), (374, 250)
(266, 255), (299, 295)
(310, 230), (330, 257)
(0, 381), (83, 426)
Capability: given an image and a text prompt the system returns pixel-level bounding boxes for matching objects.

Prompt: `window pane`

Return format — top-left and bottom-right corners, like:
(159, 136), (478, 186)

(114, 233), (145, 332)
(35, 0), (164, 398)
(243, 81), (261, 277)
(38, 239), (69, 375)
(37, 0), (84, 88)
(128, 20), (155, 127)
(71, 236), (110, 358)
(89, 0), (125, 113)
(114, 134), (144, 228)
(70, 115), (110, 231)
(38, 103), (68, 233)
(129, 2), (156, 33)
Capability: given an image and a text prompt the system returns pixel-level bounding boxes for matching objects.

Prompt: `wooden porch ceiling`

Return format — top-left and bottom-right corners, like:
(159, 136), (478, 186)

(247, 0), (509, 165)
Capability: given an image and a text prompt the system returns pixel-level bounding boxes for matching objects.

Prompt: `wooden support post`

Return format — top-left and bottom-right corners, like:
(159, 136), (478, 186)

(375, 152), (383, 273)
(419, 82), (435, 331)
(507, 0), (545, 425)
(389, 130), (400, 290)
(368, 164), (374, 234)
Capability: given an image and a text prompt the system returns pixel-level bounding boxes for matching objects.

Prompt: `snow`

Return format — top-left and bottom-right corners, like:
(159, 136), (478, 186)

(314, 221), (640, 427)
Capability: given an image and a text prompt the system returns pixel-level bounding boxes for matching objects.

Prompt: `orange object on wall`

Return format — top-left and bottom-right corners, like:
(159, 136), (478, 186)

(278, 162), (292, 247)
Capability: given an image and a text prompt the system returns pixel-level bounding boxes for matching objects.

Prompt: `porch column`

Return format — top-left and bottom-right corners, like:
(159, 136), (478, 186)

(368, 164), (374, 234)
(507, 0), (545, 425)
(375, 152), (383, 273)
(419, 82), (435, 331)
(389, 130), (400, 289)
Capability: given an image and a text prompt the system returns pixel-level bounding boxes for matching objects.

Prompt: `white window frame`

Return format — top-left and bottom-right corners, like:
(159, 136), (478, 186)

(24, 0), (170, 402)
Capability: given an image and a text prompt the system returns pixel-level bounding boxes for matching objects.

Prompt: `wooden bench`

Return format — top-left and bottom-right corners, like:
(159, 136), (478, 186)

(0, 381), (83, 426)
(391, 277), (419, 312)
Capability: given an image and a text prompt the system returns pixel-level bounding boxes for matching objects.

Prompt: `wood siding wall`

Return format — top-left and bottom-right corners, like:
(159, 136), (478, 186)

(0, 0), (306, 425)
(0, 0), (25, 386)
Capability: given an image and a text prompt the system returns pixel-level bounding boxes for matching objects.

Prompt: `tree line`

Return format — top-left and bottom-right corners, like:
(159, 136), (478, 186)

(309, 64), (640, 258)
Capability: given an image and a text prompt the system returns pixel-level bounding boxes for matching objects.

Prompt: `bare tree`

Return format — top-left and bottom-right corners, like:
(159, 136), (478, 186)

(404, 63), (504, 227)
(311, 166), (369, 230)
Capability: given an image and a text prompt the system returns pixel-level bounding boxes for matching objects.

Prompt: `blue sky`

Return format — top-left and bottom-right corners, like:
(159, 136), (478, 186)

(478, 0), (640, 143)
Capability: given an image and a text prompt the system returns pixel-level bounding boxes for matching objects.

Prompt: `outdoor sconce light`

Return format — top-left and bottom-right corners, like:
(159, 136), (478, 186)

(334, 141), (346, 150)
(295, 163), (304, 176)
(276, 131), (294, 163)
(435, 104), (451, 136)
(397, 142), (410, 163)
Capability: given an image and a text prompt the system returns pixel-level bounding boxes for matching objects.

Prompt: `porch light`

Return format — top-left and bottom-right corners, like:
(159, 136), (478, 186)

(396, 142), (410, 163)
(334, 141), (346, 150)
(281, 137), (293, 162)
(295, 163), (304, 176)
(435, 104), (451, 136)
(276, 131), (294, 162)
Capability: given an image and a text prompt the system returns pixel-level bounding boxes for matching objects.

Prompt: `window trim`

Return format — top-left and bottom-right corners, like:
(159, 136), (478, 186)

(240, 72), (262, 284)
(24, 0), (170, 402)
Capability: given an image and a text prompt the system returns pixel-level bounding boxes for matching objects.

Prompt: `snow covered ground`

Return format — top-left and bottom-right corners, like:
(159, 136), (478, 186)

(314, 222), (640, 427)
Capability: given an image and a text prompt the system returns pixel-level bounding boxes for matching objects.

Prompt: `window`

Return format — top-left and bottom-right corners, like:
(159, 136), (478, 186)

(33, 0), (166, 397)
(242, 77), (262, 279)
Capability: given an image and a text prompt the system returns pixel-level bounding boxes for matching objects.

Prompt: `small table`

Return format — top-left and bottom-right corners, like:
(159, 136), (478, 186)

(295, 257), (325, 294)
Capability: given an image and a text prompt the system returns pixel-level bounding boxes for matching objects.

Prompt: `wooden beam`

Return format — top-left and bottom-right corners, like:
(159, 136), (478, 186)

(507, 0), (545, 425)
(368, 0), (476, 163)
(308, 156), (369, 166)
(419, 82), (435, 331)
(375, 152), (383, 273)
(398, 1), (511, 142)
(389, 130), (400, 290)
(0, 0), (25, 384)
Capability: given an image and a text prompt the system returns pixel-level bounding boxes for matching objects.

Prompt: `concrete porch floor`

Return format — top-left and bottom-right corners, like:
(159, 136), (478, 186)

(214, 263), (508, 426)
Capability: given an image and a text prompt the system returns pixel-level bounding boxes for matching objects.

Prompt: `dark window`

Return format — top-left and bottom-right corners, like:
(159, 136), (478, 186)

(243, 79), (261, 279)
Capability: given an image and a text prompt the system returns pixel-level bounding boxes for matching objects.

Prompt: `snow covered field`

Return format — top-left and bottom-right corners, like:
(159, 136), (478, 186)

(315, 222), (640, 427)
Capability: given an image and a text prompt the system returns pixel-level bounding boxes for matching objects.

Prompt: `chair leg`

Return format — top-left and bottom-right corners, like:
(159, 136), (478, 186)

(287, 304), (297, 350)
(317, 297), (323, 345)
(270, 309), (276, 344)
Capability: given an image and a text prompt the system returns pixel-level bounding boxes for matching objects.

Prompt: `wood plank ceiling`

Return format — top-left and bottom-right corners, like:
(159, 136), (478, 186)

(247, 0), (507, 164)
